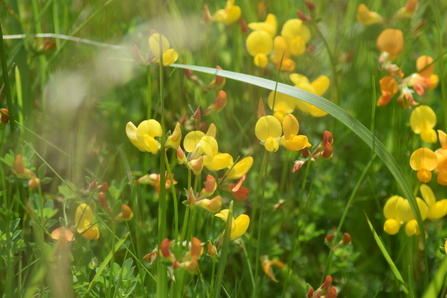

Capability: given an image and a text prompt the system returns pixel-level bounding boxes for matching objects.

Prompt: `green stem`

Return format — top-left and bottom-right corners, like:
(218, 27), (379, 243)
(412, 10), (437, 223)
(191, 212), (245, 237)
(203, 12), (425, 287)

(164, 151), (178, 240)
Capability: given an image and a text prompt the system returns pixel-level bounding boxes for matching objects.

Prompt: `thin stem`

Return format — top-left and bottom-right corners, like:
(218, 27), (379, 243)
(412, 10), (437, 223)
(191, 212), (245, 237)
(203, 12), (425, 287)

(164, 151), (178, 240)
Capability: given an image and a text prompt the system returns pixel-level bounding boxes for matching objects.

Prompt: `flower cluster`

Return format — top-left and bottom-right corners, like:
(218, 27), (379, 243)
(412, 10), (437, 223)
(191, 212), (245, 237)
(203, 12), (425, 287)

(383, 184), (447, 236)
(356, 0), (418, 26)
(245, 14), (311, 71)
(307, 275), (338, 298)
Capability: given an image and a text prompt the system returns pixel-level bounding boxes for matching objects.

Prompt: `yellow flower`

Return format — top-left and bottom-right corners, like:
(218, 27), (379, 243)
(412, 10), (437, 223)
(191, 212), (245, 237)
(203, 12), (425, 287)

(420, 184), (447, 221)
(290, 74), (330, 117)
(166, 122), (182, 149)
(280, 19), (311, 57)
(261, 256), (285, 283)
(255, 116), (282, 152)
(280, 114), (311, 151)
(196, 195), (223, 213)
(271, 36), (295, 72)
(225, 157), (254, 180)
(246, 30), (273, 68)
(395, 0), (418, 19)
(410, 105), (437, 143)
(409, 148), (438, 183)
(248, 13), (277, 37)
(356, 4), (384, 25)
(184, 131), (218, 162)
(377, 29), (404, 62)
(267, 91), (296, 122)
(435, 130), (447, 185)
(215, 209), (250, 240)
(148, 33), (178, 66)
(75, 204), (100, 240)
(203, 153), (234, 172)
(212, 0), (241, 25)
(126, 119), (162, 154)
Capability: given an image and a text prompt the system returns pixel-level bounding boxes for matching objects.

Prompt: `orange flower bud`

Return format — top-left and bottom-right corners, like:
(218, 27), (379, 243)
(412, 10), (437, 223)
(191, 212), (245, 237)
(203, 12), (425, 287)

(297, 9), (309, 21)
(325, 286), (338, 298)
(323, 131), (333, 144)
(322, 143), (333, 159)
(189, 156), (204, 175)
(176, 147), (187, 165)
(1, 108), (9, 124)
(292, 160), (305, 173)
(207, 240), (217, 259)
(14, 154), (25, 175)
(121, 204), (133, 220)
(99, 182), (108, 192)
(325, 234), (334, 244)
(190, 237), (202, 257)
(160, 238), (171, 258)
(203, 90), (228, 116)
(194, 106), (202, 121)
(89, 179), (97, 190)
(187, 187), (196, 209)
(214, 66), (225, 86)
(28, 176), (40, 190)
(196, 195), (222, 213)
(342, 233), (352, 245)
(321, 275), (332, 291)
(97, 192), (108, 208)
(302, 147), (310, 158)
(240, 16), (248, 34)
(306, 287), (314, 298)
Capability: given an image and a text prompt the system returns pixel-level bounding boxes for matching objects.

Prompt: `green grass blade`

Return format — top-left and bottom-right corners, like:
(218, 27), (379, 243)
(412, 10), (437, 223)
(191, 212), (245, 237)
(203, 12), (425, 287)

(422, 255), (447, 298)
(365, 212), (408, 293)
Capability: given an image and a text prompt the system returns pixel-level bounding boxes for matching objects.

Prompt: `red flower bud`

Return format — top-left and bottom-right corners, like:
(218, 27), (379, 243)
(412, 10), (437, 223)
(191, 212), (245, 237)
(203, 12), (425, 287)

(297, 9), (309, 21)
(99, 182), (109, 192)
(322, 143), (333, 159)
(89, 179), (98, 190)
(292, 160), (305, 173)
(160, 238), (171, 258)
(1, 108), (9, 124)
(325, 234), (334, 244)
(342, 233), (352, 245)
(325, 286), (338, 298)
(321, 275), (332, 291)
(305, 1), (316, 11)
(306, 287), (314, 298)
(322, 131), (333, 144)
(194, 106), (202, 121)
(302, 147), (310, 158)
(98, 192), (108, 208)
(240, 16), (248, 34)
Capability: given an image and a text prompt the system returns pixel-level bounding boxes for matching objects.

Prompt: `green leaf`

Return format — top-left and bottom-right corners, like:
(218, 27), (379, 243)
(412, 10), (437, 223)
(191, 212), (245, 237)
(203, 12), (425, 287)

(365, 212), (408, 293)
(37, 163), (47, 179)
(422, 255), (447, 298)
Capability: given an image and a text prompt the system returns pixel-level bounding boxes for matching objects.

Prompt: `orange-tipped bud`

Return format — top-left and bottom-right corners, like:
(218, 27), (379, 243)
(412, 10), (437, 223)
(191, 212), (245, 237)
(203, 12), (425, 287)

(160, 238), (171, 258)
(228, 184), (251, 201)
(194, 106), (202, 121)
(325, 234), (334, 244)
(322, 275), (332, 291)
(89, 179), (98, 190)
(176, 147), (187, 165)
(305, 1), (316, 11)
(190, 237), (202, 257)
(120, 204), (134, 220)
(326, 286), (338, 298)
(306, 287), (314, 298)
(99, 182), (108, 192)
(187, 187), (196, 209)
(203, 5), (213, 25)
(321, 143), (333, 159)
(14, 155), (25, 175)
(1, 108), (9, 124)
(257, 98), (266, 118)
(297, 9), (309, 21)
(342, 233), (352, 245)
(97, 192), (108, 208)
(189, 156), (204, 176)
(207, 240), (217, 259)
(198, 175), (217, 200)
(203, 90), (228, 116)
(196, 195), (222, 213)
(322, 131), (333, 144)
(214, 66), (225, 86)
(302, 147), (310, 158)
(292, 160), (305, 173)
(28, 176), (40, 190)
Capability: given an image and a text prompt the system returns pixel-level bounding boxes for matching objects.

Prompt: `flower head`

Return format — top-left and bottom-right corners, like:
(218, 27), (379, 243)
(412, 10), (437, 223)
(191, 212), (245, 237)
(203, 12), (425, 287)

(51, 227), (74, 248)
(75, 204), (100, 240)
(246, 30), (273, 68)
(377, 29), (404, 62)
(410, 105), (437, 143)
(126, 120), (162, 154)
(395, 0), (418, 19)
(410, 148), (438, 183)
(280, 114), (311, 151)
(248, 13), (277, 37)
(281, 19), (311, 56)
(271, 36), (295, 72)
(255, 116), (282, 152)
(212, 0), (241, 25)
(290, 74), (330, 117)
(356, 4), (384, 25)
(215, 209), (250, 240)
(261, 255), (286, 282)
(225, 157), (253, 180)
(148, 33), (178, 66)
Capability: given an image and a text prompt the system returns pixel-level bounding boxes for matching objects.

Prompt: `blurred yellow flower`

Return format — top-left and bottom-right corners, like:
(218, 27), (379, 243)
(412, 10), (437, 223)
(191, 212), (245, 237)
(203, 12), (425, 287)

(410, 105), (437, 143)
(356, 4), (384, 25)
(212, 0), (241, 25)
(435, 130), (447, 185)
(280, 114), (311, 152)
(215, 209), (250, 240)
(377, 76), (398, 106)
(267, 91), (296, 122)
(196, 195), (223, 213)
(395, 0), (418, 19)
(409, 148), (438, 183)
(377, 29), (404, 62)
(255, 116), (282, 152)
(76, 204), (100, 240)
(148, 33), (178, 66)
(184, 131), (218, 162)
(248, 13), (277, 37)
(261, 256), (285, 282)
(281, 19), (311, 56)
(290, 74), (330, 117)
(126, 119), (162, 154)
(225, 157), (254, 180)
(246, 30), (273, 68)
(420, 184), (447, 221)
(203, 153), (234, 172)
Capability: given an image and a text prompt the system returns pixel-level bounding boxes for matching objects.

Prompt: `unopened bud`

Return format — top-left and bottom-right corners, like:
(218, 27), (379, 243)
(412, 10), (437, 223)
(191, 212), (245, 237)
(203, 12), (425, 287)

(89, 179), (98, 190)
(196, 195), (222, 213)
(1, 108), (9, 124)
(207, 240), (217, 259)
(160, 238), (171, 258)
(99, 182), (108, 192)
(14, 154), (25, 175)
(41, 38), (56, 52)
(194, 106), (202, 121)
(28, 176), (40, 190)
(240, 17), (248, 34)
(325, 234), (334, 244)
(214, 66), (225, 86)
(292, 160), (305, 173)
(98, 192), (108, 208)
(187, 187), (196, 209)
(326, 286), (338, 298)
(321, 143), (333, 159)
(321, 275), (332, 291)
(302, 147), (310, 158)
(297, 9), (309, 21)
(203, 90), (228, 116)
(203, 5), (213, 25)
(305, 1), (316, 11)
(120, 204), (134, 220)
(190, 237), (202, 257)
(342, 233), (351, 245)
(306, 287), (314, 298)
(176, 147), (187, 165)
(205, 175), (217, 193)
(322, 131), (333, 144)
(257, 98), (266, 118)
(199, 122), (207, 132)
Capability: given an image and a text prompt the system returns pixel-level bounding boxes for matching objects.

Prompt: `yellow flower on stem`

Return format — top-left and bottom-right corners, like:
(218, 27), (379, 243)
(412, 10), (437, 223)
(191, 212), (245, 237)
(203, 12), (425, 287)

(377, 29), (404, 62)
(215, 209), (250, 241)
(225, 157), (254, 180)
(410, 105), (437, 143)
(435, 130), (447, 185)
(75, 204), (100, 240)
(356, 4), (384, 25)
(280, 19), (311, 57)
(203, 153), (234, 172)
(377, 76), (398, 106)
(248, 13), (277, 37)
(280, 114), (311, 152)
(126, 120), (162, 154)
(184, 131), (218, 162)
(290, 74), (330, 117)
(246, 30), (273, 68)
(212, 0), (241, 25)
(165, 122), (182, 149)
(148, 33), (178, 66)
(420, 184), (447, 221)
(255, 116), (282, 152)
(271, 36), (295, 72)
(409, 148), (438, 183)
(395, 0), (418, 19)
(268, 91), (296, 122)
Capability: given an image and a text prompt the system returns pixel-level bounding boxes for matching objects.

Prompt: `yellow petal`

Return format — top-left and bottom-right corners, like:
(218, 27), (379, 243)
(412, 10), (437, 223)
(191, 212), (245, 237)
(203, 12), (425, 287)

(215, 209), (230, 222)
(290, 73), (310, 86)
(427, 200), (447, 221)
(410, 148), (438, 171)
(81, 225), (100, 240)
(395, 198), (414, 223)
(438, 130), (447, 148)
(137, 119), (162, 143)
(281, 19), (311, 44)
(162, 49), (178, 66)
(206, 123), (217, 138)
(268, 92), (296, 114)
(272, 36), (291, 63)
(149, 33), (171, 59)
(410, 105), (436, 134)
(383, 195), (402, 220)
(166, 122), (182, 149)
(231, 214), (250, 240)
(416, 197), (428, 220)
(405, 219), (419, 236)
(254, 53), (268, 68)
(284, 135), (311, 151)
(376, 29), (404, 61)
(308, 105), (328, 117)
(356, 4), (384, 25)
(282, 114), (299, 140)
(265, 137), (280, 152)
(255, 116), (282, 141)
(126, 122), (146, 151)
(199, 136), (218, 159)
(246, 30), (273, 57)
(289, 36), (306, 56)
(76, 204), (94, 231)
(184, 131), (205, 152)
(420, 184), (435, 208)
(383, 218), (400, 235)
(421, 128), (437, 143)
(248, 14), (277, 37)
(143, 135), (160, 154)
(416, 55), (434, 78)
(311, 76), (330, 96)
(226, 157), (254, 180)
(204, 153), (234, 172)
